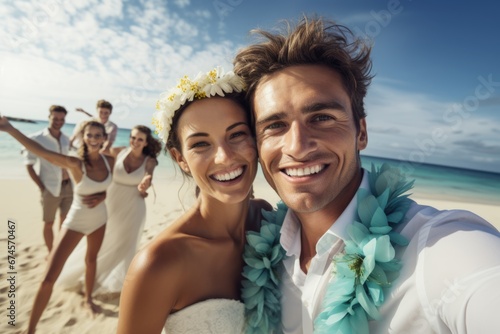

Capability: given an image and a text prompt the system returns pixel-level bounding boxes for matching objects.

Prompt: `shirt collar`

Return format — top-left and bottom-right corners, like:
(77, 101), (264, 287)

(280, 169), (370, 257)
(280, 209), (302, 256)
(42, 127), (60, 141)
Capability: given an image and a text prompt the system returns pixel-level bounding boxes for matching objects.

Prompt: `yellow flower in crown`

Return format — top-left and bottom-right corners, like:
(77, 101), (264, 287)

(153, 67), (245, 143)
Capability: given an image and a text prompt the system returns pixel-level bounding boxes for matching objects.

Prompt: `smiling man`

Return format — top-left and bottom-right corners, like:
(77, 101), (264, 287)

(234, 17), (500, 333)
(23, 105), (73, 253)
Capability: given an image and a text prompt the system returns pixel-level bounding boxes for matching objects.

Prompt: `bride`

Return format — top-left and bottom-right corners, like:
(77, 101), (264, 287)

(117, 67), (272, 333)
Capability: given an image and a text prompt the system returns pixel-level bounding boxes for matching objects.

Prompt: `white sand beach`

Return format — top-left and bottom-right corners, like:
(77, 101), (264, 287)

(0, 167), (498, 334)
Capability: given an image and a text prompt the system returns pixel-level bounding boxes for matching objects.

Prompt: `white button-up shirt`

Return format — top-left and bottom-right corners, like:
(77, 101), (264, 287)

(279, 169), (500, 333)
(280, 171), (369, 333)
(23, 128), (70, 196)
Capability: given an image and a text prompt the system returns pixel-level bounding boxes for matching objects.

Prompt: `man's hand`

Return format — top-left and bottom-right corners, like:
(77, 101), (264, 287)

(81, 191), (107, 208)
(75, 108), (93, 117)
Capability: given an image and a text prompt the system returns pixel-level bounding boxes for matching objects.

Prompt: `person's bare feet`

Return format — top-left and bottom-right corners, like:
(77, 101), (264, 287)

(83, 299), (102, 317)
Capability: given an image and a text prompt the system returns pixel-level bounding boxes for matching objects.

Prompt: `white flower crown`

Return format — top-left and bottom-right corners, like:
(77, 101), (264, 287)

(153, 67), (245, 143)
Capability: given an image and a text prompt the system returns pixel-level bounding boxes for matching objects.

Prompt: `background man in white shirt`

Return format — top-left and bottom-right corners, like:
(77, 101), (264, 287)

(234, 17), (500, 333)
(24, 105), (73, 253)
(70, 99), (118, 152)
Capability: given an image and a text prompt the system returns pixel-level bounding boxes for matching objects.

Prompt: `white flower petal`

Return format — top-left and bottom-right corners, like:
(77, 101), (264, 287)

(154, 67), (246, 143)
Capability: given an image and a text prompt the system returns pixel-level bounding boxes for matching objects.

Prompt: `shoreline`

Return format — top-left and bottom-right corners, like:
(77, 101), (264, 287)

(1, 169), (499, 206)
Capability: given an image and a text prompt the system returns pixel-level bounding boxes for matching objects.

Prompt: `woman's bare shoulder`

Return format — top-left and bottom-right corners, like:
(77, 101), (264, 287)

(132, 205), (214, 276)
(119, 224), (194, 331)
(104, 154), (115, 169)
(146, 156), (159, 167)
(136, 228), (190, 271)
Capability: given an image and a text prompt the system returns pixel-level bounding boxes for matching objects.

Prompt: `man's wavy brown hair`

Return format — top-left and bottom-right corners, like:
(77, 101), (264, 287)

(233, 16), (374, 130)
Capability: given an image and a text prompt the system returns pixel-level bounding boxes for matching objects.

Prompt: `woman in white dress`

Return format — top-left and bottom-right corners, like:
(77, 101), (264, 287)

(117, 68), (272, 333)
(56, 125), (161, 293)
(0, 118), (113, 333)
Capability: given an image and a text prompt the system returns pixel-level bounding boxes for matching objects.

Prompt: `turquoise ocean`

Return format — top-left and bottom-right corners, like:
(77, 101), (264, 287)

(1, 120), (499, 205)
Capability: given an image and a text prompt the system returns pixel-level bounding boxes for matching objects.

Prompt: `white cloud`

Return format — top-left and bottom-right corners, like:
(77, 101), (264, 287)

(364, 79), (500, 172)
(94, 0), (124, 20)
(130, 25), (149, 39)
(174, 0), (190, 8)
(173, 18), (200, 39)
(61, 0), (95, 16)
(194, 10), (212, 19)
(339, 12), (375, 26)
(0, 0), (239, 131)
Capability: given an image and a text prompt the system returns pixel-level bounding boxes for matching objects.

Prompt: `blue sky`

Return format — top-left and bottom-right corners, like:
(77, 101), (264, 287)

(0, 0), (499, 173)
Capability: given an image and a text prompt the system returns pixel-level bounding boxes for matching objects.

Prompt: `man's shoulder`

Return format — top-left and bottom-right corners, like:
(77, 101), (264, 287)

(107, 121), (118, 130)
(402, 200), (498, 241)
(60, 131), (70, 140)
(407, 201), (492, 225)
(28, 128), (48, 139)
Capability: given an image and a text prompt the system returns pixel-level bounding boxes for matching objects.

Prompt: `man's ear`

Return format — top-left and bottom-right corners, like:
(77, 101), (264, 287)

(357, 118), (368, 151)
(170, 148), (190, 174)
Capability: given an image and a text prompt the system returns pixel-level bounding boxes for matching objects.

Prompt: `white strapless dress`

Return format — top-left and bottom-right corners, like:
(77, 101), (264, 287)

(163, 299), (245, 333)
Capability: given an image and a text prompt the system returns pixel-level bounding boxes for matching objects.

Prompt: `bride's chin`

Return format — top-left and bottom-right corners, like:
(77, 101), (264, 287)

(86, 145), (101, 152)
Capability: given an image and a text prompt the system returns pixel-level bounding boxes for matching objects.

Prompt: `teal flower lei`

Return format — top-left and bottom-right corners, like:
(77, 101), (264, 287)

(241, 164), (414, 333)
(241, 201), (287, 333)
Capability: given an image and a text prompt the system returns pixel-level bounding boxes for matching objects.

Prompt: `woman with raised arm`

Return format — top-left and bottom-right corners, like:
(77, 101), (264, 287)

(117, 68), (273, 333)
(0, 117), (114, 333)
(57, 125), (161, 293)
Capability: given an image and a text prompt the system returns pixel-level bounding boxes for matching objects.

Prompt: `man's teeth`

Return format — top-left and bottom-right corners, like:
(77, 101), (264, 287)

(285, 165), (323, 177)
(213, 167), (243, 181)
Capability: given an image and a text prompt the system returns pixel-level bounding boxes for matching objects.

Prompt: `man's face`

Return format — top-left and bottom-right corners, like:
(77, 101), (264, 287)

(97, 107), (111, 123)
(48, 111), (66, 131)
(253, 64), (367, 214)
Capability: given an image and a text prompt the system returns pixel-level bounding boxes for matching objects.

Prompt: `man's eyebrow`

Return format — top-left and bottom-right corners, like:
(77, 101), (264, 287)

(303, 101), (347, 113)
(255, 112), (288, 127)
(256, 101), (347, 127)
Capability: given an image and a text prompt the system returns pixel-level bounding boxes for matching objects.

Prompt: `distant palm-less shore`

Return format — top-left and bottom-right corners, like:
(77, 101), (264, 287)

(5, 116), (38, 123)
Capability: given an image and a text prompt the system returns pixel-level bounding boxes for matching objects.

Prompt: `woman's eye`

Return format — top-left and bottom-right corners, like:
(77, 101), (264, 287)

(230, 131), (247, 139)
(190, 141), (209, 149)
